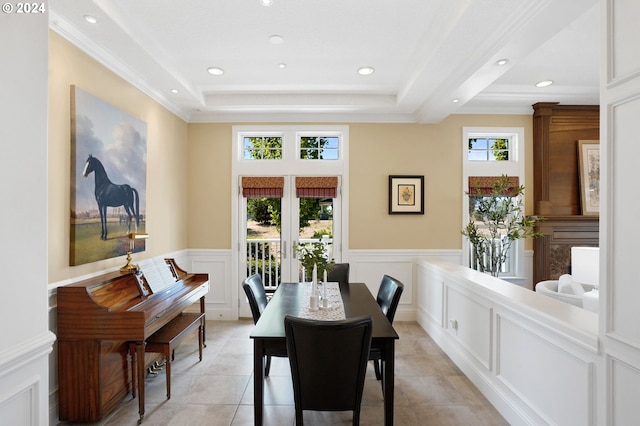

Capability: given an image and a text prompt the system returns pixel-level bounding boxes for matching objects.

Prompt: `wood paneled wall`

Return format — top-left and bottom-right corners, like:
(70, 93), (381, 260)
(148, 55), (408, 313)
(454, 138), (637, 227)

(532, 102), (599, 284)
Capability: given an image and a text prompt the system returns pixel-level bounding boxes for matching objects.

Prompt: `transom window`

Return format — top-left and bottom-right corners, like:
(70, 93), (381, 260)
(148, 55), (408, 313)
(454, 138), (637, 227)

(243, 136), (283, 160)
(468, 137), (510, 161)
(300, 136), (339, 160)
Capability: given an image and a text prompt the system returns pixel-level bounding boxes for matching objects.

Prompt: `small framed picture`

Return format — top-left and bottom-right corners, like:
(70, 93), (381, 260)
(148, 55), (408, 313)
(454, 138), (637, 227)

(578, 140), (600, 216)
(389, 175), (424, 214)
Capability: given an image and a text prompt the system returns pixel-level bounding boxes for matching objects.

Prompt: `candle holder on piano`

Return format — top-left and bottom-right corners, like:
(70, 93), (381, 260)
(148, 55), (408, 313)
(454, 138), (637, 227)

(120, 232), (149, 272)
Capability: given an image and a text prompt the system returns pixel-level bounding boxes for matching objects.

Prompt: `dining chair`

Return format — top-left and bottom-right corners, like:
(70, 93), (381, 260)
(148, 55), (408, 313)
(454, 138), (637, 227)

(242, 274), (287, 376)
(370, 274), (404, 381)
(284, 315), (373, 426)
(327, 262), (350, 286)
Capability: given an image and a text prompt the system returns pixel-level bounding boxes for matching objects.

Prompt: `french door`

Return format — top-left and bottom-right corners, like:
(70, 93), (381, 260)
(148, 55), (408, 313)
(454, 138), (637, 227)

(239, 176), (341, 317)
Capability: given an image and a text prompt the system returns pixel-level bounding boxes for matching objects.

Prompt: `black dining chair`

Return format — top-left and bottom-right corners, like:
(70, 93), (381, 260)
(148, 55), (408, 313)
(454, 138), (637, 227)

(370, 274), (404, 381)
(242, 274), (287, 376)
(327, 262), (350, 286)
(284, 315), (373, 426)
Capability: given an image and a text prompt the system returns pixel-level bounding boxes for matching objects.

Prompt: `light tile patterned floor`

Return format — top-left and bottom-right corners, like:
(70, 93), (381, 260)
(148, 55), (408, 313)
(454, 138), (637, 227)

(58, 320), (509, 426)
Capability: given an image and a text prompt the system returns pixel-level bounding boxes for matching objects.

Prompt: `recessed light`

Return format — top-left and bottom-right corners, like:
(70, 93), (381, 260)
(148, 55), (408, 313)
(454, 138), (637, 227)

(357, 66), (375, 76)
(171, 89), (178, 94)
(278, 63), (287, 69)
(452, 99), (460, 103)
(207, 67), (224, 76)
(83, 15), (98, 24)
(536, 80), (553, 88)
(260, 0), (273, 5)
(496, 59), (509, 66)
(269, 35), (284, 45)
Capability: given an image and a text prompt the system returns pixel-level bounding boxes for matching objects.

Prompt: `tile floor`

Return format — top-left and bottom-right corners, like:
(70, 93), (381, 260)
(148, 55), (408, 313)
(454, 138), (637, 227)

(59, 320), (508, 426)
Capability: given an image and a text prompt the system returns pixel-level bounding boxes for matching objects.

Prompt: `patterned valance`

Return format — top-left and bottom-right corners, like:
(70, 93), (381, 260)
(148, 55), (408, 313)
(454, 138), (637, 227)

(468, 176), (519, 196)
(241, 176), (284, 198)
(295, 176), (338, 198)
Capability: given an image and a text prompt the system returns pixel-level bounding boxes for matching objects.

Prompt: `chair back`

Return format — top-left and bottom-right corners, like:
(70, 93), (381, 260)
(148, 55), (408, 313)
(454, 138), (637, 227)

(242, 274), (268, 324)
(284, 315), (372, 424)
(377, 275), (404, 323)
(327, 263), (350, 286)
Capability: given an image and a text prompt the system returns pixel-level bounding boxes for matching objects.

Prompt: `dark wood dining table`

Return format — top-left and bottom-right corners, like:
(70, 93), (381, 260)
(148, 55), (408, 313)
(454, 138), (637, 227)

(250, 282), (399, 425)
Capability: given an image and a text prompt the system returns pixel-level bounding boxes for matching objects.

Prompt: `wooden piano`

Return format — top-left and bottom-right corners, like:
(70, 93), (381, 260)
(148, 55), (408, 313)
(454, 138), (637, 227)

(57, 258), (209, 423)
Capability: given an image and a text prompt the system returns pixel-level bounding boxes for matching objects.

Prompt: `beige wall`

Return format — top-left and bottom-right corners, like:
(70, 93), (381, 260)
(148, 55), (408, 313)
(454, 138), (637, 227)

(185, 115), (533, 251)
(48, 31), (534, 282)
(48, 32), (189, 283)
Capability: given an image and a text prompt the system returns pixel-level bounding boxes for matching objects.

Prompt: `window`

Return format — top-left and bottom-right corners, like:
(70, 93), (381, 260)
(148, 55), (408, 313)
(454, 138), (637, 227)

(462, 127), (525, 279)
(468, 137), (510, 161)
(300, 136), (339, 160)
(243, 136), (283, 160)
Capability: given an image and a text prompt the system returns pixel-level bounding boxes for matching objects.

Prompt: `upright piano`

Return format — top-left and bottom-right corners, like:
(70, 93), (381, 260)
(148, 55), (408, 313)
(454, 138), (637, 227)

(56, 258), (209, 422)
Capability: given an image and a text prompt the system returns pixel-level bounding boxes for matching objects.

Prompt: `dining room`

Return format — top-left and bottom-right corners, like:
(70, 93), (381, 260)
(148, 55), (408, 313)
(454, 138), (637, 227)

(57, 318), (507, 426)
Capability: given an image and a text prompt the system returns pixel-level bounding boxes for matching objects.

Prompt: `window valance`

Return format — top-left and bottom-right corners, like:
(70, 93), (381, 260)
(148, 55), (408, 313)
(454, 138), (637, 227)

(468, 176), (519, 196)
(241, 176), (284, 198)
(295, 176), (338, 198)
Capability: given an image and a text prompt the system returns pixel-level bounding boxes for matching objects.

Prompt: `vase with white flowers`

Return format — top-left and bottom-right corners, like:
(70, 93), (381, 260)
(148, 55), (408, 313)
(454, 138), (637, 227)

(462, 175), (543, 277)
(294, 241), (334, 282)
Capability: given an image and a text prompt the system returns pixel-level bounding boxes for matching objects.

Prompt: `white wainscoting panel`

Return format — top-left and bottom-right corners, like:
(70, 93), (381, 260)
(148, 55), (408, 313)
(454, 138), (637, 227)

(609, 355), (640, 424)
(416, 262), (444, 327)
(416, 259), (599, 426)
(496, 313), (594, 426)
(185, 249), (234, 319)
(348, 249), (460, 321)
(0, 332), (54, 426)
(446, 285), (493, 370)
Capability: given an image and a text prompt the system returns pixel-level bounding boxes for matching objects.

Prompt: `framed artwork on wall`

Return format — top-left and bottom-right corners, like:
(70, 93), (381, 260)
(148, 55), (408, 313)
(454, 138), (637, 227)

(578, 140), (600, 216)
(388, 175), (424, 214)
(70, 85), (148, 265)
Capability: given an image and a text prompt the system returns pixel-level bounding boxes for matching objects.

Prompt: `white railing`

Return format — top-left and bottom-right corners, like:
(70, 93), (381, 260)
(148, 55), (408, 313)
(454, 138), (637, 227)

(245, 237), (333, 292)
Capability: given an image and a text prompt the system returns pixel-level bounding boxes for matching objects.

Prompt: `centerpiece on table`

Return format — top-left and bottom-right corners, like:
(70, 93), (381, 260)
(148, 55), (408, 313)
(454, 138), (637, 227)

(462, 174), (543, 278)
(294, 241), (334, 282)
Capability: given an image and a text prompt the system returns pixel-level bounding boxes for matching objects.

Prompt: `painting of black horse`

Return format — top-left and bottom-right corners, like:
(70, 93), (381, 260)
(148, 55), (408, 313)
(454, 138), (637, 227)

(82, 154), (140, 240)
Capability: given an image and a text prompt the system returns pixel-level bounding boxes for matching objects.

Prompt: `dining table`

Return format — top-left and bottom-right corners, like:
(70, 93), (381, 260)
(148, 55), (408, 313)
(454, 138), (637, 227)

(250, 281), (399, 425)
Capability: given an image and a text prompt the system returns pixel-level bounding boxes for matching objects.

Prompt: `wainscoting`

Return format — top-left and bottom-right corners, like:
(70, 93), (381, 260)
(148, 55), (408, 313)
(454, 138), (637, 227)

(416, 259), (599, 425)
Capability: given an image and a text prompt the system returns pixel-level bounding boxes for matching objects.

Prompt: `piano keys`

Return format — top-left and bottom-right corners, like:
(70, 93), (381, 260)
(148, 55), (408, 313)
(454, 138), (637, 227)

(56, 258), (208, 422)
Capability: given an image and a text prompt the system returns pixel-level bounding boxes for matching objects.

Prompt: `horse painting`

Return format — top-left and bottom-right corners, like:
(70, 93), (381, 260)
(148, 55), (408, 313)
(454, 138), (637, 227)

(82, 154), (140, 240)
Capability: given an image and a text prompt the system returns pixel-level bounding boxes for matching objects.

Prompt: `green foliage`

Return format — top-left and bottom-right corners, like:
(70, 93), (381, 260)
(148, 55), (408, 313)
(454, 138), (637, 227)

(247, 197), (320, 233)
(312, 229), (332, 239)
(462, 175), (543, 277)
(492, 138), (509, 161)
(294, 242), (334, 279)
(247, 198), (274, 225)
(246, 137), (283, 159)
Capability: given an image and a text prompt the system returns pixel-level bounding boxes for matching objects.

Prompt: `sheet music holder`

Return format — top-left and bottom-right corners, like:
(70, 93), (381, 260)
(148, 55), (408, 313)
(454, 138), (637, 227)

(138, 257), (177, 294)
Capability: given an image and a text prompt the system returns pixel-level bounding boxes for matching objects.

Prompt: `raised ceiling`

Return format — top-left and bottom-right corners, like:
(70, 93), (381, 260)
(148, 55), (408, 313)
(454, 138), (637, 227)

(49, 0), (600, 123)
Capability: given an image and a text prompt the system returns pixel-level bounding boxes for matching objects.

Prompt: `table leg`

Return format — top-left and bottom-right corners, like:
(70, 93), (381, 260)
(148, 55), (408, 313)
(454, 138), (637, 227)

(383, 339), (395, 426)
(253, 339), (265, 426)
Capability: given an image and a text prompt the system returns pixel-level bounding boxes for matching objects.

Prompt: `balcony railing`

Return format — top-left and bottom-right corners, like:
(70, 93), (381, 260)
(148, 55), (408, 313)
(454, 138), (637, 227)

(246, 237), (333, 292)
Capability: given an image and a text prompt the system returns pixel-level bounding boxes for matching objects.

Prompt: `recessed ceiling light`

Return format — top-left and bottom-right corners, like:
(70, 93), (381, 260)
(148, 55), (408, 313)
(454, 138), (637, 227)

(452, 99), (460, 103)
(207, 67), (224, 76)
(171, 89), (178, 94)
(278, 63), (287, 69)
(260, 0), (273, 5)
(536, 80), (553, 88)
(83, 15), (98, 24)
(357, 66), (375, 76)
(496, 59), (509, 66)
(269, 35), (284, 45)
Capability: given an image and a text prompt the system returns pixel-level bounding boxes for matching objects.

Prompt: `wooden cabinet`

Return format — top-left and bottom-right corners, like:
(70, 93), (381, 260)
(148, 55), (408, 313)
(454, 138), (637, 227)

(532, 103), (599, 285)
